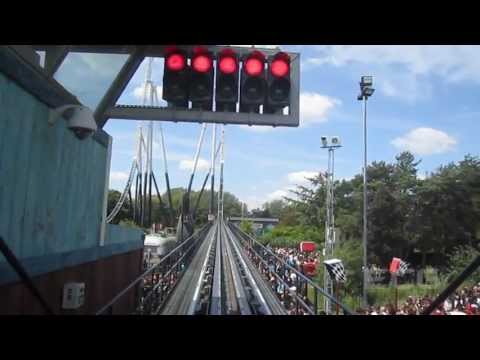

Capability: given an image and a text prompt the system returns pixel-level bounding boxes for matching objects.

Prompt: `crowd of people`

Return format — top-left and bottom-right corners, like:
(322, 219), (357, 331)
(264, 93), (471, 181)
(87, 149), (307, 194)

(360, 283), (480, 315)
(248, 244), (323, 315)
(251, 244), (480, 316)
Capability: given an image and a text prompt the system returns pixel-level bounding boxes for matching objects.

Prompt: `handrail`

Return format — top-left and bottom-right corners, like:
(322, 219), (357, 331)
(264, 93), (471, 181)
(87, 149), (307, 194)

(96, 223), (210, 315)
(422, 254), (480, 315)
(229, 223), (354, 315)
(0, 237), (55, 315)
(227, 225), (313, 314)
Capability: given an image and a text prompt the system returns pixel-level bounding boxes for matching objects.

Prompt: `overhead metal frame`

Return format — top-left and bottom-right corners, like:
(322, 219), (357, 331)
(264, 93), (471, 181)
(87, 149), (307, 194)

(44, 46), (70, 77)
(31, 45), (300, 129)
(94, 47), (146, 128)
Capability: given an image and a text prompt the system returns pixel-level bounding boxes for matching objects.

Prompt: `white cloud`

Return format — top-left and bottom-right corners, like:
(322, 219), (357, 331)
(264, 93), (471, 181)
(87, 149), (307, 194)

(109, 171), (130, 191)
(244, 196), (264, 210)
(132, 84), (165, 105)
(304, 45), (480, 102)
(307, 46), (480, 79)
(391, 127), (457, 155)
(300, 92), (340, 126)
(267, 189), (289, 200)
(287, 171), (318, 185)
(241, 125), (276, 133)
(110, 171), (129, 182)
(239, 91), (340, 132)
(417, 173), (427, 180)
(178, 158), (210, 172)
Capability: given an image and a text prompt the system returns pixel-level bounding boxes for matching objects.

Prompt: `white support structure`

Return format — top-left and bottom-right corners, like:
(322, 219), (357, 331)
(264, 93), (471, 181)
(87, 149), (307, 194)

(105, 57), (160, 226)
(191, 123), (208, 182)
(209, 124), (217, 218)
(100, 135), (113, 246)
(218, 126), (225, 220)
(153, 87), (169, 175)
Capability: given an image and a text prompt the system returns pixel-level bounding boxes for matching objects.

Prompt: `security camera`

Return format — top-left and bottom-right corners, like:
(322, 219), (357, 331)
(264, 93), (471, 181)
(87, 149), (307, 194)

(331, 136), (341, 146)
(48, 105), (97, 140)
(321, 136), (328, 147)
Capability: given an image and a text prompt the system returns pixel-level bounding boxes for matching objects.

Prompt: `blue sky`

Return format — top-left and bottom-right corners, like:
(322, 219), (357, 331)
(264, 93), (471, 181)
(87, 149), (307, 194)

(49, 46), (480, 210)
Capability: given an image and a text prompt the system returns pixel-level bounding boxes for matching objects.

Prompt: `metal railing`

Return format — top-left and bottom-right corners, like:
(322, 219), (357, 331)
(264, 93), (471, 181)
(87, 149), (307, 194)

(96, 224), (211, 315)
(229, 223), (354, 315)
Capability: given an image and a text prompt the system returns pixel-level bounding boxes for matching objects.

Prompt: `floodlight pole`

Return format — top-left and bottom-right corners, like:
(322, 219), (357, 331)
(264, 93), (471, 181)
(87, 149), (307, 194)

(362, 95), (368, 308)
(358, 76), (374, 308)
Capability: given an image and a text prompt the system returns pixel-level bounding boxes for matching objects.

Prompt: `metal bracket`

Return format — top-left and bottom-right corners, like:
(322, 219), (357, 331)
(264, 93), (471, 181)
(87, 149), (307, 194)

(94, 48), (146, 128)
(44, 46), (70, 77)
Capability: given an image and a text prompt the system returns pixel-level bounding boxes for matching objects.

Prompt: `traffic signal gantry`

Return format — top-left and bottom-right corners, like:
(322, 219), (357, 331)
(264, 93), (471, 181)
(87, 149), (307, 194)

(115, 45), (300, 128)
(29, 45), (299, 129)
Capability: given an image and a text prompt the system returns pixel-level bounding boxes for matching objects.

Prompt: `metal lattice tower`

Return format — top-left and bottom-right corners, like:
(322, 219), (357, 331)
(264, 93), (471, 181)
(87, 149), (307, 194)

(321, 141), (341, 314)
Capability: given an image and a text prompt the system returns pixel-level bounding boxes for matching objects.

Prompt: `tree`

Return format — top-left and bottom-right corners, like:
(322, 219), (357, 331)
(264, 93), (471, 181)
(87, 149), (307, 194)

(333, 239), (363, 297)
(107, 190), (132, 225)
(239, 220), (254, 235)
(445, 245), (480, 285)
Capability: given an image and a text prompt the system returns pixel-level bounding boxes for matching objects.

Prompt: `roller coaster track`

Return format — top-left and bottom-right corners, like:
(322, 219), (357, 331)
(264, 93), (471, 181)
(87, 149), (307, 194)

(106, 159), (138, 223)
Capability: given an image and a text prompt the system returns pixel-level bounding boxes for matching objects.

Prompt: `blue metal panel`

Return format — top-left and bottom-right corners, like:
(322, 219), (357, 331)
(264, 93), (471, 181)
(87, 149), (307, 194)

(1, 75), (36, 259)
(105, 224), (144, 246)
(0, 70), (142, 268)
(0, 72), (105, 262)
(23, 98), (50, 259)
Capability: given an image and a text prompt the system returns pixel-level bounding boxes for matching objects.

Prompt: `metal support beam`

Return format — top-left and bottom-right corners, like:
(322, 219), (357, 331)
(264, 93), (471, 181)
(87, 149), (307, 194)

(105, 105), (299, 127)
(32, 45), (295, 59)
(94, 48), (146, 128)
(44, 46), (70, 77)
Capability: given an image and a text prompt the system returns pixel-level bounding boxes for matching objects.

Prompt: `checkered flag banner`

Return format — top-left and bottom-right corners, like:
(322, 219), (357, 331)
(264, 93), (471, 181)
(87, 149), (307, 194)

(324, 259), (346, 283)
(398, 258), (409, 276)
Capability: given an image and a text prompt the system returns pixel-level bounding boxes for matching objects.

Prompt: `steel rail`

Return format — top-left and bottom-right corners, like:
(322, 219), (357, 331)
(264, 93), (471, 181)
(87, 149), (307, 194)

(187, 224), (218, 314)
(224, 223), (271, 315)
(209, 221), (223, 315)
(221, 222), (252, 315)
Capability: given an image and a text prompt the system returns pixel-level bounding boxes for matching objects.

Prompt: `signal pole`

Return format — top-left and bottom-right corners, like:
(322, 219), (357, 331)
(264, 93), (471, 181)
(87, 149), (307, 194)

(321, 136), (341, 314)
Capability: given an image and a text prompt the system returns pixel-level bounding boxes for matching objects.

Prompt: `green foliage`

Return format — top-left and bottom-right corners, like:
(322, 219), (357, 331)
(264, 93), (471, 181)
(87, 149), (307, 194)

(333, 239), (363, 297)
(445, 245), (480, 285)
(239, 220), (254, 235)
(107, 190), (131, 225)
(259, 225), (323, 248)
(366, 283), (445, 307)
(258, 152), (480, 306)
(272, 152), (480, 270)
(108, 186), (243, 229)
(118, 218), (142, 229)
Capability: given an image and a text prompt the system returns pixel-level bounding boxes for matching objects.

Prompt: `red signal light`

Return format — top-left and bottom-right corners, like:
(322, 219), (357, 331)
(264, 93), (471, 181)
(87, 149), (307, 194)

(219, 56), (237, 74)
(245, 57), (264, 76)
(270, 52), (290, 78)
(271, 59), (289, 77)
(192, 54), (213, 73)
(166, 53), (186, 72)
(244, 51), (265, 76)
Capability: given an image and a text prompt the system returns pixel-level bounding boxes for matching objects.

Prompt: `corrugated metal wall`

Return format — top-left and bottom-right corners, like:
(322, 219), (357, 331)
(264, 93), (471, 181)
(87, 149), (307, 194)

(0, 71), (109, 262)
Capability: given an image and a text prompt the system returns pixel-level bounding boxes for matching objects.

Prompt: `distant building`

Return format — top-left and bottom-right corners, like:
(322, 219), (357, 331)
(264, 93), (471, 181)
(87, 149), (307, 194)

(228, 217), (279, 235)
